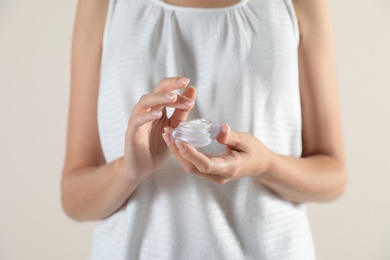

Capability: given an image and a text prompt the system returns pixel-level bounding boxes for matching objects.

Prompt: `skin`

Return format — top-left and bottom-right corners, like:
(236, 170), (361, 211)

(61, 0), (197, 221)
(61, 0), (347, 222)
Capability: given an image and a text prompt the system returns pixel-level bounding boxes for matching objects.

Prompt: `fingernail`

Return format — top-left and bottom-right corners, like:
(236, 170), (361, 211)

(150, 110), (162, 118)
(183, 97), (194, 106)
(226, 124), (231, 134)
(162, 133), (171, 145)
(164, 93), (176, 100)
(175, 140), (186, 152)
(178, 77), (190, 85)
(163, 127), (171, 133)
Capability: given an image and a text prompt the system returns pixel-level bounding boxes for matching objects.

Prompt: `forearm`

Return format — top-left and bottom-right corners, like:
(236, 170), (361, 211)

(257, 153), (348, 203)
(61, 157), (142, 221)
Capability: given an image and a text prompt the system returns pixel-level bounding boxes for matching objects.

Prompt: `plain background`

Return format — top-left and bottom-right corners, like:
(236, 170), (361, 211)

(0, 0), (389, 259)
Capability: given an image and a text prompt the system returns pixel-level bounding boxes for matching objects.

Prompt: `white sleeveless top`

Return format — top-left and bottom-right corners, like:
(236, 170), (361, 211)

(92, 0), (316, 259)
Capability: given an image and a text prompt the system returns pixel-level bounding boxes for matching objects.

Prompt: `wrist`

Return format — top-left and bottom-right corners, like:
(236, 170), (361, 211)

(264, 150), (275, 175)
(255, 147), (277, 181)
(114, 157), (145, 186)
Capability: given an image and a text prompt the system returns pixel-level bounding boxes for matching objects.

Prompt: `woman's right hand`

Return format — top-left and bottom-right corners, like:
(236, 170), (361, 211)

(123, 76), (196, 182)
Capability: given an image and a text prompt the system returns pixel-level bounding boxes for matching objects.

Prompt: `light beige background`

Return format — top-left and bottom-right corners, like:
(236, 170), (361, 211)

(0, 0), (389, 259)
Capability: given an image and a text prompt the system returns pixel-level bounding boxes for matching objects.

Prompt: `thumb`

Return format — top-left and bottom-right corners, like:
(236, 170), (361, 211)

(216, 124), (247, 151)
(169, 86), (197, 128)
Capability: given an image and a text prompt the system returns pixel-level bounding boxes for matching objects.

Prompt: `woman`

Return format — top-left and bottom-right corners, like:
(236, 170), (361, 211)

(61, 0), (347, 259)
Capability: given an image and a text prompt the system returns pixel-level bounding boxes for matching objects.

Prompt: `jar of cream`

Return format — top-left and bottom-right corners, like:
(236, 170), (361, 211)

(171, 119), (220, 148)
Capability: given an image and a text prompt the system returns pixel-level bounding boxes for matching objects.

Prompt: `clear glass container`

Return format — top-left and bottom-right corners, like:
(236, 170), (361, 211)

(171, 119), (220, 148)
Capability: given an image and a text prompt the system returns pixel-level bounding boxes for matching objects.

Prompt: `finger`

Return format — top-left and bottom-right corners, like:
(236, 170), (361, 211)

(216, 124), (248, 152)
(154, 76), (190, 93)
(133, 92), (193, 114)
(161, 129), (198, 173)
(163, 126), (226, 173)
(127, 110), (163, 133)
(152, 91), (195, 112)
(162, 129), (229, 184)
(169, 86), (197, 127)
(189, 171), (230, 185)
(174, 140), (231, 175)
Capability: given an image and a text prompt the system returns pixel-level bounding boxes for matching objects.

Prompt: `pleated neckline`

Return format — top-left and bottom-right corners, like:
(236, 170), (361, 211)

(151, 0), (251, 13)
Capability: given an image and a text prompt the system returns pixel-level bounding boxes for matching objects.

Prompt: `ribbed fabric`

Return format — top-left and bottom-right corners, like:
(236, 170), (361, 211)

(91, 0), (316, 259)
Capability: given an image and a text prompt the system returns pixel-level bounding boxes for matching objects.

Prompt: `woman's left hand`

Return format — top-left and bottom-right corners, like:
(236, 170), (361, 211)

(162, 124), (275, 184)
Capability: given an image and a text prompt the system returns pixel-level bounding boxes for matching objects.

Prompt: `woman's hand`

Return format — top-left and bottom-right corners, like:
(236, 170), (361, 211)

(162, 124), (275, 185)
(124, 76), (196, 182)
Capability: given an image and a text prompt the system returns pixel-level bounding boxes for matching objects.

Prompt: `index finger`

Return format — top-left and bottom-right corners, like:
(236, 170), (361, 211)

(154, 76), (190, 93)
(175, 141), (231, 175)
(169, 86), (197, 128)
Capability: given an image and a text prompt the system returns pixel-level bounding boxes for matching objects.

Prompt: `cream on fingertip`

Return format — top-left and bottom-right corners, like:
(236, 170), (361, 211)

(150, 110), (162, 118)
(164, 93), (176, 100)
(183, 97), (194, 106)
(178, 77), (190, 85)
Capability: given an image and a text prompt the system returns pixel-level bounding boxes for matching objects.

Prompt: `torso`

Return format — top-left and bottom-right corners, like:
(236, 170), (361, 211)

(90, 0), (314, 259)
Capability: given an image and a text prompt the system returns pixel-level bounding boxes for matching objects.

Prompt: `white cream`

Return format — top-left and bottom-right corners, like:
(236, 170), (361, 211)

(171, 119), (220, 148)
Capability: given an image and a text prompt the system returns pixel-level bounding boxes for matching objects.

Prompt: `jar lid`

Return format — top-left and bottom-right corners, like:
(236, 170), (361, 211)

(171, 119), (220, 148)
